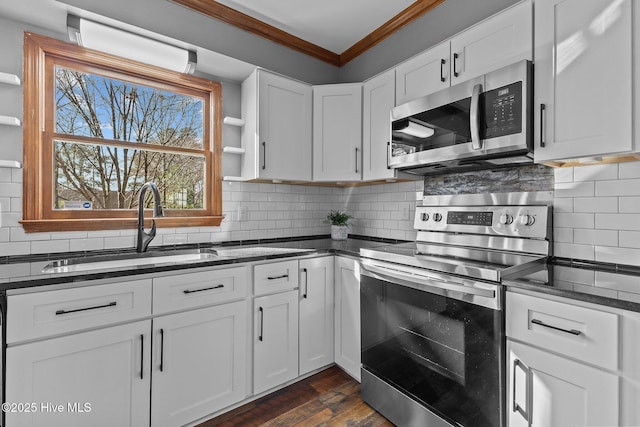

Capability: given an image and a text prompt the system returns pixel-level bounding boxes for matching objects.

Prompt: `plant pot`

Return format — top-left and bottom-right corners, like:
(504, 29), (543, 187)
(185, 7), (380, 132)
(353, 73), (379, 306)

(331, 225), (348, 240)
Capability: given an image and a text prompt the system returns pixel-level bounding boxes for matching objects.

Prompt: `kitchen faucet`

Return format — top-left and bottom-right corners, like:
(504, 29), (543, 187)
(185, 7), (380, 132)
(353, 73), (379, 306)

(136, 182), (164, 253)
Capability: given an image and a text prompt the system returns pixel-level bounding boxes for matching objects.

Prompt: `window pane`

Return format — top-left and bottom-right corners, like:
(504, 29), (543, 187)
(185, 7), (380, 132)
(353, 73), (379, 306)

(55, 67), (204, 149)
(54, 140), (205, 210)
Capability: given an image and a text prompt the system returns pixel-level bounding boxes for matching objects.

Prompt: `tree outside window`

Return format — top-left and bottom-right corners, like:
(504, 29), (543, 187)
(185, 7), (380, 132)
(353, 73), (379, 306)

(21, 32), (223, 232)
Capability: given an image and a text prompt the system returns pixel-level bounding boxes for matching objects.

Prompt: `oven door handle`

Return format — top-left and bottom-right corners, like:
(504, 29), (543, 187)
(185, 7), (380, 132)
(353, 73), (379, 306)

(361, 260), (497, 300)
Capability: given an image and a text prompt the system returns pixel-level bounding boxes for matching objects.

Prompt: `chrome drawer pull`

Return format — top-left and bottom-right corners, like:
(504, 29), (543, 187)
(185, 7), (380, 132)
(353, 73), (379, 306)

(267, 274), (288, 280)
(512, 358), (529, 422)
(531, 318), (581, 336)
(183, 284), (224, 294)
(55, 301), (117, 315)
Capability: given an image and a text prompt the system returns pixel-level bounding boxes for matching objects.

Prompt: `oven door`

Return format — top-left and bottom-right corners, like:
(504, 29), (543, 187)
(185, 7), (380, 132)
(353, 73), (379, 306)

(360, 260), (505, 427)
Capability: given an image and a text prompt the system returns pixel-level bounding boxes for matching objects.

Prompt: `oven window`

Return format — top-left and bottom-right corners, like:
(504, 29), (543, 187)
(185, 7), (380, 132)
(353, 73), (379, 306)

(361, 275), (504, 427)
(391, 97), (472, 159)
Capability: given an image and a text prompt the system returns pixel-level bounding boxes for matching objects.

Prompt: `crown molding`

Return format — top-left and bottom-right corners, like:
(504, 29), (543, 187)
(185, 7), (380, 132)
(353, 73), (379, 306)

(171, 0), (446, 67)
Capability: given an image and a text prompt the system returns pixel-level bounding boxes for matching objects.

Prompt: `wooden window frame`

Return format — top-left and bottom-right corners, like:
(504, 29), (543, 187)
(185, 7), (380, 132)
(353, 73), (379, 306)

(21, 32), (223, 232)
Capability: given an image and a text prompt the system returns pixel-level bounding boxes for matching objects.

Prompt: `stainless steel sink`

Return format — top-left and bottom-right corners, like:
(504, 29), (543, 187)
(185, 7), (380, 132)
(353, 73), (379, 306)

(42, 248), (219, 274)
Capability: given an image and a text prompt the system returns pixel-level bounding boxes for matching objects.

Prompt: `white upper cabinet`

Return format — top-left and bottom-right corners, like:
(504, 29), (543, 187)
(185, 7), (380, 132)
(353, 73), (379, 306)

(395, 41), (450, 106)
(450, 0), (532, 84)
(313, 83), (363, 182)
(534, 0), (635, 163)
(242, 69), (312, 181)
(395, 0), (532, 105)
(362, 69), (397, 181)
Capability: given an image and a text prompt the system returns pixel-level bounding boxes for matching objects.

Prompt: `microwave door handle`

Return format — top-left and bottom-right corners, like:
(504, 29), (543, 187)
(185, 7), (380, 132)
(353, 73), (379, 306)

(471, 83), (482, 150)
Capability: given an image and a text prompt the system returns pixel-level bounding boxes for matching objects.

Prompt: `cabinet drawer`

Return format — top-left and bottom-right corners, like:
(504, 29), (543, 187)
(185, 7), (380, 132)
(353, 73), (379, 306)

(506, 292), (618, 370)
(254, 260), (299, 295)
(153, 266), (248, 314)
(7, 280), (152, 344)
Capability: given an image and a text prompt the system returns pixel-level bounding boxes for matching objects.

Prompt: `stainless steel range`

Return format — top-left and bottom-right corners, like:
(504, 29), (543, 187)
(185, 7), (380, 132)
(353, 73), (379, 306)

(359, 192), (552, 427)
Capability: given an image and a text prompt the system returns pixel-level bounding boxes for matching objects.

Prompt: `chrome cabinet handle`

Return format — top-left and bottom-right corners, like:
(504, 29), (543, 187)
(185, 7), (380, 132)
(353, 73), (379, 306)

(258, 307), (264, 341)
(159, 328), (165, 372)
(302, 268), (308, 299)
(262, 141), (266, 169)
(140, 334), (144, 380)
(440, 58), (446, 82)
(453, 53), (460, 77)
(267, 274), (288, 280)
(55, 301), (117, 315)
(470, 83), (482, 150)
(183, 284), (224, 294)
(355, 147), (359, 173)
(531, 318), (581, 336)
(540, 104), (546, 148)
(512, 358), (529, 422)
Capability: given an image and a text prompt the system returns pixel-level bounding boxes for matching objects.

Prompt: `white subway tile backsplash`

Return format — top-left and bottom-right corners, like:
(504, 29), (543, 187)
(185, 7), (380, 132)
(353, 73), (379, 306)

(595, 214), (640, 231)
(619, 231), (640, 249)
(554, 212), (594, 229)
(596, 179), (640, 197)
(553, 228), (573, 243)
(619, 197), (640, 213)
(573, 197), (618, 213)
(31, 239), (70, 254)
(573, 164), (618, 181)
(573, 229), (618, 247)
(595, 246), (640, 266)
(553, 167), (574, 183)
(554, 182), (594, 198)
(553, 198), (573, 213)
(554, 242), (595, 260)
(69, 238), (105, 252)
(619, 162), (640, 179)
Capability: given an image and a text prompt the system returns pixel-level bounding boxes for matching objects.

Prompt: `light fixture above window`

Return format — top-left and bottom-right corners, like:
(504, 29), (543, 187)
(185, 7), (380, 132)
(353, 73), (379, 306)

(396, 120), (435, 138)
(67, 15), (197, 74)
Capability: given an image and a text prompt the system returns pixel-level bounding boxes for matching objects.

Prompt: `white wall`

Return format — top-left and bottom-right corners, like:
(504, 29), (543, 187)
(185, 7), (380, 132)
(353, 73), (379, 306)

(554, 163), (640, 267)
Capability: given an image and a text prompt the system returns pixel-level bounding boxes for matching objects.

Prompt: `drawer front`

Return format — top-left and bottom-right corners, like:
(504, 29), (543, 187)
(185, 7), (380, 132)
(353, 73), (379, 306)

(506, 292), (618, 370)
(254, 260), (299, 295)
(153, 266), (248, 314)
(7, 280), (152, 344)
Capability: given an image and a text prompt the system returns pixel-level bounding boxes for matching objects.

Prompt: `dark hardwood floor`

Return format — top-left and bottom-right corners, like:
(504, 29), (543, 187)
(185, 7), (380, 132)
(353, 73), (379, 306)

(197, 366), (394, 427)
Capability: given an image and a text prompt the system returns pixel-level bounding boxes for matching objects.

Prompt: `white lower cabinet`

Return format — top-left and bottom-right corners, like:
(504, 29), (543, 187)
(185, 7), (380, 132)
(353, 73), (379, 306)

(253, 289), (299, 394)
(507, 340), (619, 427)
(151, 301), (247, 427)
(5, 320), (151, 427)
(299, 257), (334, 375)
(334, 256), (361, 381)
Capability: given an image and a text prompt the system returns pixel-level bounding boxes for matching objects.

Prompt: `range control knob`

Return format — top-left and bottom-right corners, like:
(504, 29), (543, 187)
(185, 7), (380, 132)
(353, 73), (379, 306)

(421, 212), (429, 221)
(433, 213), (443, 222)
(518, 214), (535, 226)
(499, 213), (513, 225)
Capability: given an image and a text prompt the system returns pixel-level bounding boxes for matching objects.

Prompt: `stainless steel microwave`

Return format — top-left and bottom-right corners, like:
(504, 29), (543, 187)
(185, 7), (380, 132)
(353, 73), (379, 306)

(389, 60), (533, 175)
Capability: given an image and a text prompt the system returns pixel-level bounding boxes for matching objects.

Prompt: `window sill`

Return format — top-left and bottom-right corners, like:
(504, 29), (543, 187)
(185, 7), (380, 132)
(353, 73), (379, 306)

(20, 216), (224, 233)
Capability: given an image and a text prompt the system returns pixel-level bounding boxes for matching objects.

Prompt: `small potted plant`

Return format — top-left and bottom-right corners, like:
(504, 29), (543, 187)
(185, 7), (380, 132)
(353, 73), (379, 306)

(326, 210), (351, 240)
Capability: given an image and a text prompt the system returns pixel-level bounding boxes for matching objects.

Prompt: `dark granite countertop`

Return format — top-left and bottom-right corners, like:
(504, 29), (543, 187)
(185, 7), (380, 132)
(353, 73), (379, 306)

(0, 235), (392, 292)
(503, 257), (640, 313)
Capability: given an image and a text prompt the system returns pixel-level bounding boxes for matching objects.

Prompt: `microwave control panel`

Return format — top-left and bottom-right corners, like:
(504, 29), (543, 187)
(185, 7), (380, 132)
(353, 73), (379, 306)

(483, 81), (522, 139)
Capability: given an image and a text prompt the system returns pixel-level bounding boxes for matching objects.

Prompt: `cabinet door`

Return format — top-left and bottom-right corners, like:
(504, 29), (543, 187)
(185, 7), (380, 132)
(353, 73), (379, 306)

(534, 0), (633, 162)
(258, 71), (312, 181)
(151, 301), (247, 427)
(508, 341), (619, 427)
(254, 290), (299, 394)
(334, 257), (361, 381)
(299, 257), (334, 375)
(6, 321), (151, 427)
(362, 69), (396, 181)
(395, 41), (450, 105)
(450, 0), (532, 84)
(313, 83), (362, 182)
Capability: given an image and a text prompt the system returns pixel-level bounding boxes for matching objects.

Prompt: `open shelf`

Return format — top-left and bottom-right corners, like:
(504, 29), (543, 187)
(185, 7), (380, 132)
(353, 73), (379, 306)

(223, 176), (246, 182)
(222, 146), (246, 154)
(0, 160), (22, 169)
(0, 72), (20, 86)
(0, 116), (21, 126)
(223, 116), (245, 127)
